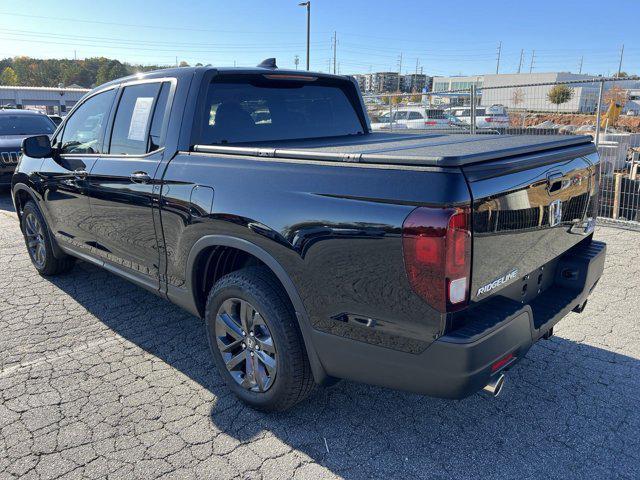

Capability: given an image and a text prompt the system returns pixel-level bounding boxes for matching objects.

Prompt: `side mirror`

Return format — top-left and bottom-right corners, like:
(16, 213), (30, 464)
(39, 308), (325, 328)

(22, 135), (53, 159)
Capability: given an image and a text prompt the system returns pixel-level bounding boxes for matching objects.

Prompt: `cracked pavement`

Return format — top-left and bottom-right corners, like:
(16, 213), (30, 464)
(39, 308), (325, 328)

(0, 192), (638, 480)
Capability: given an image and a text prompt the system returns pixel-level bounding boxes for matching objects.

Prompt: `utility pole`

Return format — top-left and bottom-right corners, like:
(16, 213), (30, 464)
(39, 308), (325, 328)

(529, 50), (535, 73)
(332, 31), (337, 74)
(299, 2), (311, 70)
(517, 49), (524, 74)
(578, 56), (583, 74)
(414, 58), (419, 91)
(617, 44), (624, 77)
(294, 55), (300, 70)
(74, 50), (77, 61)
(397, 52), (403, 91)
(496, 41), (502, 74)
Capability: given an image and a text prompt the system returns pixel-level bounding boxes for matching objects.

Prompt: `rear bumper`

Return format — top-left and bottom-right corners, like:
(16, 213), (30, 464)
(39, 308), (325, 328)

(313, 239), (606, 398)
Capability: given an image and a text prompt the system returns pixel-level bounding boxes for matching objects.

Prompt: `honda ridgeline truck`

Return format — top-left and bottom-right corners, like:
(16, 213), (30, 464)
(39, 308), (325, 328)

(12, 60), (605, 411)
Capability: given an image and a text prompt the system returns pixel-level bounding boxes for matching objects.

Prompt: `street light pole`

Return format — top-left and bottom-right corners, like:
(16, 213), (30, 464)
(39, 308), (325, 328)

(299, 2), (311, 70)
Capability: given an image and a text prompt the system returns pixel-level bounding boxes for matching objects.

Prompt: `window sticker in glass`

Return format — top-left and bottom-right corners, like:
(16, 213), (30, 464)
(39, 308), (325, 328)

(127, 97), (154, 141)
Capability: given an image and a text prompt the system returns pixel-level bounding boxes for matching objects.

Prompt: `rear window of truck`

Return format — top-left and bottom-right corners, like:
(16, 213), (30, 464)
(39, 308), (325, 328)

(197, 75), (365, 144)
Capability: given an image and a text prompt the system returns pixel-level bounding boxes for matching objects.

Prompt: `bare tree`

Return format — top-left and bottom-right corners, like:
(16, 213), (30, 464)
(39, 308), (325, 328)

(511, 88), (526, 127)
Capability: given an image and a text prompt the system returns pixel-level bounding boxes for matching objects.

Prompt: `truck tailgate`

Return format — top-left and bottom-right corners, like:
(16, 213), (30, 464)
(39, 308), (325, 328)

(462, 147), (599, 304)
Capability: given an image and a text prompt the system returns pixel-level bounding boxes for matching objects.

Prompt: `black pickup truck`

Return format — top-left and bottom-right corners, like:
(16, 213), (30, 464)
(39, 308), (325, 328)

(12, 61), (605, 411)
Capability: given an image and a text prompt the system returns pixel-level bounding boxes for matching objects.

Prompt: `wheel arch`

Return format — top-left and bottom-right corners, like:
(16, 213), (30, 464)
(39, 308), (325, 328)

(11, 183), (38, 219)
(185, 235), (328, 384)
(12, 183), (66, 259)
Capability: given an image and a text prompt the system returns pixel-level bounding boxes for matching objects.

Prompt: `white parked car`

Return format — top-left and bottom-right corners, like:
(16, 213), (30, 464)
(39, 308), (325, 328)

(371, 107), (452, 130)
(447, 105), (510, 129)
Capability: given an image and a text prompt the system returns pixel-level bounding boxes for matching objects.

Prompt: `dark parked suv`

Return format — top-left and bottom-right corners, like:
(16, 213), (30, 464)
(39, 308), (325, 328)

(0, 109), (56, 187)
(12, 63), (605, 411)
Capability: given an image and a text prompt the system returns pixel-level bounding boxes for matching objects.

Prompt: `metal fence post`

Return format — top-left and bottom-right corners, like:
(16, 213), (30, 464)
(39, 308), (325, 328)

(594, 79), (605, 147)
(388, 97), (393, 132)
(470, 85), (477, 135)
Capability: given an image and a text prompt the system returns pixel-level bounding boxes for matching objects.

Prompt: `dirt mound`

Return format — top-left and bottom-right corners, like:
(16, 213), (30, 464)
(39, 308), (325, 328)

(511, 113), (640, 132)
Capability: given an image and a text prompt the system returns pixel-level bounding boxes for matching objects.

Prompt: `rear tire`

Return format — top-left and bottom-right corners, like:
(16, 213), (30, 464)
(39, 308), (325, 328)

(205, 267), (314, 412)
(21, 201), (75, 276)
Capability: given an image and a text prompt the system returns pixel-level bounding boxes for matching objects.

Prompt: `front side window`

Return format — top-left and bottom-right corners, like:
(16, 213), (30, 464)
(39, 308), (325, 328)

(408, 111), (423, 120)
(109, 82), (170, 155)
(199, 76), (364, 144)
(0, 114), (55, 136)
(60, 89), (116, 154)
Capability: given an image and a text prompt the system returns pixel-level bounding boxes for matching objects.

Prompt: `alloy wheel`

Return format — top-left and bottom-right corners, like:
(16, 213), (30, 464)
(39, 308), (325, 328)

(24, 213), (46, 269)
(215, 297), (277, 392)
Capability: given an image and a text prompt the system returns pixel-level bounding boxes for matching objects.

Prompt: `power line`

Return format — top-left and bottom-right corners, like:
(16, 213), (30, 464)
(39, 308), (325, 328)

(0, 11), (320, 36)
(529, 50), (535, 73)
(617, 44), (624, 77)
(517, 49), (524, 74)
(332, 31), (337, 74)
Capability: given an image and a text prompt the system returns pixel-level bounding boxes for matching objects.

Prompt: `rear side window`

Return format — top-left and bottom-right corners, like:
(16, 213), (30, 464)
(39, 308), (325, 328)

(199, 75), (364, 144)
(109, 82), (170, 155)
(407, 111), (423, 120)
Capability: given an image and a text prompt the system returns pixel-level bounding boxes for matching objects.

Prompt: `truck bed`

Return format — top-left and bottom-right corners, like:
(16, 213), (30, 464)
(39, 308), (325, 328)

(193, 132), (594, 167)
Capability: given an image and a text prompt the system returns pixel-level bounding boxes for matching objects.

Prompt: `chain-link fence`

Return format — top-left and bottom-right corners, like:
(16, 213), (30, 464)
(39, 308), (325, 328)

(362, 77), (640, 229)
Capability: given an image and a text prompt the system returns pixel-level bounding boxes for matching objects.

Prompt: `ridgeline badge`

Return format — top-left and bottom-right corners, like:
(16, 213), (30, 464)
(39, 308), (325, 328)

(477, 269), (519, 296)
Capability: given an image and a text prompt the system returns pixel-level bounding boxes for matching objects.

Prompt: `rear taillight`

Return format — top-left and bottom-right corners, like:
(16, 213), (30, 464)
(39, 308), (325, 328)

(424, 120), (437, 126)
(484, 117), (494, 123)
(402, 207), (472, 312)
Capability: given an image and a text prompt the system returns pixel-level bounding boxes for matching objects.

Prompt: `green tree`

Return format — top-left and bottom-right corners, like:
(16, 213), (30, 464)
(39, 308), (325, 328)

(178, 60), (189, 67)
(96, 60), (129, 85)
(547, 84), (574, 112)
(0, 66), (18, 85)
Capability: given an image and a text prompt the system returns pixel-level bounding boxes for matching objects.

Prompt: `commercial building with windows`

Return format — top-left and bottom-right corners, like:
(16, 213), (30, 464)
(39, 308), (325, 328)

(352, 72), (432, 94)
(431, 75), (484, 93)
(480, 72), (604, 113)
(0, 85), (90, 115)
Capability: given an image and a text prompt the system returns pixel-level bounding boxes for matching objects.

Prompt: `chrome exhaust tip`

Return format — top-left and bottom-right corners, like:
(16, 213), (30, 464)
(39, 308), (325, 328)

(482, 374), (505, 398)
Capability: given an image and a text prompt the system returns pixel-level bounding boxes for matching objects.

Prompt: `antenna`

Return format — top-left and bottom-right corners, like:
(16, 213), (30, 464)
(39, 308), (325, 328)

(257, 58), (278, 69)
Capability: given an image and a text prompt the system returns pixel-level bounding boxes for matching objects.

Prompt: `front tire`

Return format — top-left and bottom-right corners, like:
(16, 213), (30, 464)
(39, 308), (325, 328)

(205, 267), (314, 412)
(21, 201), (75, 276)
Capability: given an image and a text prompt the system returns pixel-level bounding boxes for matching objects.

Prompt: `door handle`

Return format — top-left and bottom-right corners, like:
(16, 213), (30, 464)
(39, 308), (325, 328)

(130, 171), (151, 183)
(73, 169), (88, 179)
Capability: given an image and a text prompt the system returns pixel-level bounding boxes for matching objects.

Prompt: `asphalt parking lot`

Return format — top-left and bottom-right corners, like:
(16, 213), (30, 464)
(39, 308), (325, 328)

(0, 191), (638, 480)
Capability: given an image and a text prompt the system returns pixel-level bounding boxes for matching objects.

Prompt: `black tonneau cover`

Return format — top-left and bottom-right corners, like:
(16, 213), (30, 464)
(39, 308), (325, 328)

(193, 132), (595, 167)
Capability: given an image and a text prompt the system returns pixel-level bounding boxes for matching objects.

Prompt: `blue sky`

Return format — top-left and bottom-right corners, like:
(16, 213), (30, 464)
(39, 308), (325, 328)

(0, 0), (638, 77)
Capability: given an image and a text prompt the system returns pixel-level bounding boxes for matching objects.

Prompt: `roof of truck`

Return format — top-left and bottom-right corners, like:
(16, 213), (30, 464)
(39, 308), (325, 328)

(93, 65), (351, 93)
(194, 132), (596, 167)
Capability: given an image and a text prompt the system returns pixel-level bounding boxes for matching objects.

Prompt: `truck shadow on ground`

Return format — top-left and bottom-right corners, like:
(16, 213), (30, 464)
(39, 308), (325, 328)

(40, 257), (639, 480)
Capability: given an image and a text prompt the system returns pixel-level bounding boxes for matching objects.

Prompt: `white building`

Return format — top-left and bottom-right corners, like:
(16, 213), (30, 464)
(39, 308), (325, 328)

(480, 72), (603, 113)
(0, 85), (90, 115)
